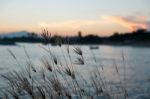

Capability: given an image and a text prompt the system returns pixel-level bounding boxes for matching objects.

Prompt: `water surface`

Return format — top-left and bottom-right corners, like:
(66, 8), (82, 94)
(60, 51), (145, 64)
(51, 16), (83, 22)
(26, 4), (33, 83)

(0, 43), (150, 98)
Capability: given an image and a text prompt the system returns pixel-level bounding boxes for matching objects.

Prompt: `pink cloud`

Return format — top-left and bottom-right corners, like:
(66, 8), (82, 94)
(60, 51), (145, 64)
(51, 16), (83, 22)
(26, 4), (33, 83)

(103, 15), (149, 32)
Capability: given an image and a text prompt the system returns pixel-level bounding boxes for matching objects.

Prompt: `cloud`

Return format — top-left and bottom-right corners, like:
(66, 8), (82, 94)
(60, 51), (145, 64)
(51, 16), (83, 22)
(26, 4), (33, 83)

(37, 16), (150, 35)
(38, 16), (150, 32)
(38, 19), (102, 29)
(102, 15), (149, 31)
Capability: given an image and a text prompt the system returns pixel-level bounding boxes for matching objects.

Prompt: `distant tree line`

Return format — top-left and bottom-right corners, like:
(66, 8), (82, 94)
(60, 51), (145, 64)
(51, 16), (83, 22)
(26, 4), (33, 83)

(0, 29), (150, 45)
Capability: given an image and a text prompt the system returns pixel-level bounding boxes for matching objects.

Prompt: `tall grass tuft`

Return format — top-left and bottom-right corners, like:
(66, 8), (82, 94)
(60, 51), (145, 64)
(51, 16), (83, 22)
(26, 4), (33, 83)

(1, 29), (133, 99)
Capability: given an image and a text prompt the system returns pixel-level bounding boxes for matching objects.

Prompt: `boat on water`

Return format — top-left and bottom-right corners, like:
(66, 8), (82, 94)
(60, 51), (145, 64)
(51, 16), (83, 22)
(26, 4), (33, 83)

(89, 46), (99, 49)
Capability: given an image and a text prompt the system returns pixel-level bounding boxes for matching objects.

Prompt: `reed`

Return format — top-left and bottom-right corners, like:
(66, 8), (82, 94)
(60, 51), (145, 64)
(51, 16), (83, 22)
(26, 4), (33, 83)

(1, 29), (132, 99)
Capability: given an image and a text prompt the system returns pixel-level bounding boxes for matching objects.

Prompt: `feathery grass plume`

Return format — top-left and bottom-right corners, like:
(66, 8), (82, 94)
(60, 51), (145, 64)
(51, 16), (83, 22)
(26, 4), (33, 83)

(27, 61), (36, 72)
(75, 57), (84, 65)
(41, 28), (51, 44)
(12, 71), (31, 90)
(52, 54), (58, 65)
(41, 57), (53, 72)
(63, 67), (75, 79)
(74, 47), (85, 65)
(1, 70), (35, 98)
(3, 30), (135, 99)
(13, 71), (32, 96)
(73, 47), (82, 56)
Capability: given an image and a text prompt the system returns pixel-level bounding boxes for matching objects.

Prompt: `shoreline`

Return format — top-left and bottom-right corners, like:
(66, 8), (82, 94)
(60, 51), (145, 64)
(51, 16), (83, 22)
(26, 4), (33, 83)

(1, 42), (150, 48)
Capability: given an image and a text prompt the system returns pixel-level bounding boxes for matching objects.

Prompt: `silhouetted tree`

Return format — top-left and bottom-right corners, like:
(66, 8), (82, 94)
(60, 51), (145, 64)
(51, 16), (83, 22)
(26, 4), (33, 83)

(78, 31), (82, 38)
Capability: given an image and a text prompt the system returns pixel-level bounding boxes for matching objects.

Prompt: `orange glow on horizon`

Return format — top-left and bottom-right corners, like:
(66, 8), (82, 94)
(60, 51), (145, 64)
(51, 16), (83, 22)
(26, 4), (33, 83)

(0, 16), (149, 36)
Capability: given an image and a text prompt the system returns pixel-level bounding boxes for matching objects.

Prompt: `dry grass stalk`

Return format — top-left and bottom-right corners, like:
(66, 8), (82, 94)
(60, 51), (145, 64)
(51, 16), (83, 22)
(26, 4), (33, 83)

(73, 47), (82, 56)
(41, 58), (53, 72)
(1, 29), (133, 99)
(41, 28), (51, 44)
(63, 67), (75, 79)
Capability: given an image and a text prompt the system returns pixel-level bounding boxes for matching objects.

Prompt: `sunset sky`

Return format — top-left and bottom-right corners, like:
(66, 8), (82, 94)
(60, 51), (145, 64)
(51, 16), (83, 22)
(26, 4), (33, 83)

(0, 0), (150, 36)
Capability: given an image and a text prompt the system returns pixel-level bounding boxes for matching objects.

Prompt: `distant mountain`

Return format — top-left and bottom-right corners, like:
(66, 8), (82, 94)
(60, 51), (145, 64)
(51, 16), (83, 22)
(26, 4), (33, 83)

(0, 31), (30, 38)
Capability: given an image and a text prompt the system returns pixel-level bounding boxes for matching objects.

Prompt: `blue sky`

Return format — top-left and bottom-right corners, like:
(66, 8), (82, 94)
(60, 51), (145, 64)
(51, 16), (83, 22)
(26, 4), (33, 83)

(0, 0), (150, 36)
